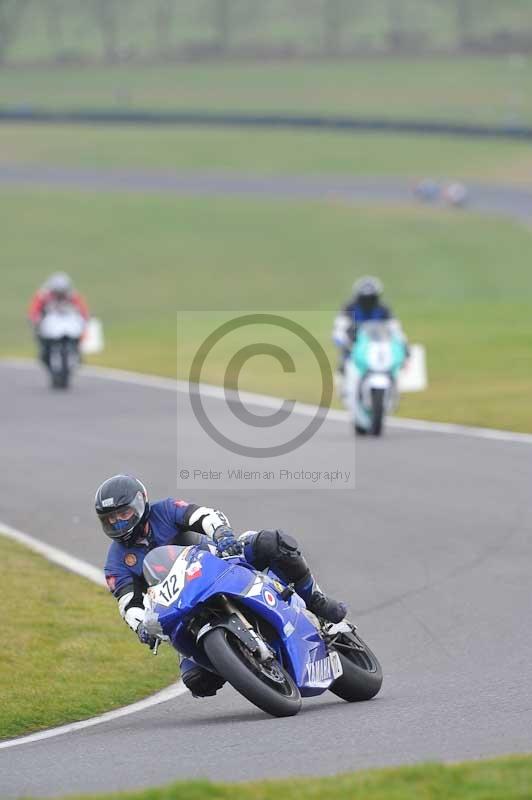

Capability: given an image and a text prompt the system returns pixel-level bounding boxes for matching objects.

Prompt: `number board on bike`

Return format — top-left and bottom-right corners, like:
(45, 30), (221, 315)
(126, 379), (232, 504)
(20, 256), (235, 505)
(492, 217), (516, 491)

(153, 556), (188, 607)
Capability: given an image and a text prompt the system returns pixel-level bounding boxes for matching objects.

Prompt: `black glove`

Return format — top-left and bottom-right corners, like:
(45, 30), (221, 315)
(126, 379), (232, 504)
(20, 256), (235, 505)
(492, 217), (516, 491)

(137, 623), (157, 649)
(213, 526), (242, 557)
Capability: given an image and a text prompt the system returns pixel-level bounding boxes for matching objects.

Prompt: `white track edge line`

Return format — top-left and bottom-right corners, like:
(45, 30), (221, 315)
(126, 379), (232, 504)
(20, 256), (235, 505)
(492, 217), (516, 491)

(81, 365), (532, 445)
(0, 522), (106, 587)
(0, 521), (186, 751)
(0, 681), (187, 751)
(4, 357), (532, 446)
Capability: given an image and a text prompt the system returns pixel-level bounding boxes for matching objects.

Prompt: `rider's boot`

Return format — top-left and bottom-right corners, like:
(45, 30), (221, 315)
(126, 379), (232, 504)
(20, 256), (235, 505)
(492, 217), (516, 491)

(246, 530), (348, 624)
(295, 574), (347, 624)
(180, 657), (226, 698)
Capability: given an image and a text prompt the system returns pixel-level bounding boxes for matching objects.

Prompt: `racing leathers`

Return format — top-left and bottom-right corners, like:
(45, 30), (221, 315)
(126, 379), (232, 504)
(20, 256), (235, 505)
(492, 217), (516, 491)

(28, 289), (90, 367)
(332, 299), (392, 374)
(28, 289), (90, 328)
(103, 498), (346, 698)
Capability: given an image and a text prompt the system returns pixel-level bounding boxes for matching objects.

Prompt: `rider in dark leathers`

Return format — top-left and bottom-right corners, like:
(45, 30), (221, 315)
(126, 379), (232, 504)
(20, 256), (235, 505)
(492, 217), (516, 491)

(332, 276), (392, 376)
(95, 475), (346, 698)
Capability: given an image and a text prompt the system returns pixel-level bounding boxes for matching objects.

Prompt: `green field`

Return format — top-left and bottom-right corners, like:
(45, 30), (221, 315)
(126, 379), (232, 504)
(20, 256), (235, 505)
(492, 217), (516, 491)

(32, 755), (532, 800)
(3, 123), (532, 185)
(3, 57), (532, 126)
(2, 187), (531, 433)
(1, 535), (178, 740)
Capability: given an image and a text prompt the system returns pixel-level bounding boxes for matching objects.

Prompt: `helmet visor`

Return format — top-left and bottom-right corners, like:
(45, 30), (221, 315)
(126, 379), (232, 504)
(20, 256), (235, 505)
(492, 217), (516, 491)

(52, 290), (69, 301)
(359, 293), (378, 312)
(99, 491), (146, 541)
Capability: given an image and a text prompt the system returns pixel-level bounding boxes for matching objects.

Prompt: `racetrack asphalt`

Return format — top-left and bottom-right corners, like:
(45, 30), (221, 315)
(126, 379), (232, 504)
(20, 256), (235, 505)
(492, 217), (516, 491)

(1, 360), (531, 797)
(1, 164), (532, 220)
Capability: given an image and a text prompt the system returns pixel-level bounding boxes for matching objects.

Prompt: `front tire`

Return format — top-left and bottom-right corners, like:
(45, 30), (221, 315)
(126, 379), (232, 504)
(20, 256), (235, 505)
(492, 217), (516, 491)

(48, 342), (70, 390)
(59, 341), (71, 389)
(203, 627), (301, 717)
(329, 634), (383, 702)
(370, 388), (385, 436)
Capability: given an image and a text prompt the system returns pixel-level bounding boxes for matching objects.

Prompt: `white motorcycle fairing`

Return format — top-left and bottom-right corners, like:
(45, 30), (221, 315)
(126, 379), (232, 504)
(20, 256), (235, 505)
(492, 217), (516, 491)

(39, 307), (85, 341)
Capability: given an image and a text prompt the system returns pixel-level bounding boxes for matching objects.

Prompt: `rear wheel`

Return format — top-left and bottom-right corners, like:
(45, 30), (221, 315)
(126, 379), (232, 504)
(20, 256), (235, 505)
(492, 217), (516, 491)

(203, 627), (301, 717)
(329, 632), (383, 702)
(370, 388), (385, 436)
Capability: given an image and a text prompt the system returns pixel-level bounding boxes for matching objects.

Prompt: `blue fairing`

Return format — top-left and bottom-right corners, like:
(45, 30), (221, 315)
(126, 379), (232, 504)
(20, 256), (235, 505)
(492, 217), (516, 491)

(148, 546), (333, 697)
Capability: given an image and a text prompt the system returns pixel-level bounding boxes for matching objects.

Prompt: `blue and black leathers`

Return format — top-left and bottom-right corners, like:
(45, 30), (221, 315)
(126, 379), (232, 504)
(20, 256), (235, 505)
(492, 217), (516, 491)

(342, 300), (392, 340)
(335, 300), (392, 373)
(105, 510), (312, 610)
(104, 498), (196, 598)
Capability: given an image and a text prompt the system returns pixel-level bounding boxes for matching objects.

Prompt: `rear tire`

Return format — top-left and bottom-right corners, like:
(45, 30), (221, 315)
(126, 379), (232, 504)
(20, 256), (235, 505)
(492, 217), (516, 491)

(329, 634), (383, 702)
(370, 388), (385, 436)
(203, 627), (301, 717)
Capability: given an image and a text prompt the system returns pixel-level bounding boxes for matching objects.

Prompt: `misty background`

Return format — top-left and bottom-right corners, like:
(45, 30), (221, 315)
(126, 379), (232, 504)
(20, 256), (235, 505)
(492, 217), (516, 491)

(1, 0), (532, 66)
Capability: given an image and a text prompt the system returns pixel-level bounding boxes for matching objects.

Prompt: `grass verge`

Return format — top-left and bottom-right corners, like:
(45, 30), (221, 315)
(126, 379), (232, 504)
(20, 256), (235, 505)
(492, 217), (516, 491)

(2, 190), (531, 433)
(1, 534), (177, 740)
(42, 755), (532, 800)
(2, 123), (532, 185)
(3, 58), (532, 126)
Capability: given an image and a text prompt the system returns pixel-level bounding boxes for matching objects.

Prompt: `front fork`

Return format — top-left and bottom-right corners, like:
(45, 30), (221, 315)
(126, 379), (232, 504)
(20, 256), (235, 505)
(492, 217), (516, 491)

(220, 595), (272, 662)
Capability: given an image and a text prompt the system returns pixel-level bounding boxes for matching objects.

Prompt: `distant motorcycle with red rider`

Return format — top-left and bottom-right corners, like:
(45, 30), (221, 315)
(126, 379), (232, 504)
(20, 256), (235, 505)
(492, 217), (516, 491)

(28, 273), (89, 390)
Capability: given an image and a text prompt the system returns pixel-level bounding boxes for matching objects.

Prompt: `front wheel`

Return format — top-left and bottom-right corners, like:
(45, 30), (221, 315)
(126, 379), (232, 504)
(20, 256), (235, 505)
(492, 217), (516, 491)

(370, 388), (385, 436)
(48, 342), (70, 390)
(329, 633), (383, 702)
(203, 627), (301, 717)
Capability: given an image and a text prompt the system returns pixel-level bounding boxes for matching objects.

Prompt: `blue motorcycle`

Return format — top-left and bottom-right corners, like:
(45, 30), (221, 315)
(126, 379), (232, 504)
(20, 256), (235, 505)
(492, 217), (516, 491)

(142, 541), (382, 718)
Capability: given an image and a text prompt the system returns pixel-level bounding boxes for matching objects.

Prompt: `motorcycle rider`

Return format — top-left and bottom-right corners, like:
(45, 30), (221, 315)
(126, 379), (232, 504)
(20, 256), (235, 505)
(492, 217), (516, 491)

(28, 273), (89, 366)
(95, 474), (347, 698)
(332, 276), (392, 377)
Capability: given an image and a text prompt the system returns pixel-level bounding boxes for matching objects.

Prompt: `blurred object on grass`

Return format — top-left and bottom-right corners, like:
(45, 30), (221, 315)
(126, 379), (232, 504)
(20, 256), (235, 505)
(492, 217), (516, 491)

(398, 345), (427, 393)
(414, 179), (441, 204)
(81, 317), (105, 355)
(442, 181), (469, 208)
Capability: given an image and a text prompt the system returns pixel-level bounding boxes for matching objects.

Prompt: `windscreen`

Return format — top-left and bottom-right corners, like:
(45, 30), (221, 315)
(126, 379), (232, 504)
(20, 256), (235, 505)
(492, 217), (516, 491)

(359, 321), (393, 342)
(143, 545), (187, 586)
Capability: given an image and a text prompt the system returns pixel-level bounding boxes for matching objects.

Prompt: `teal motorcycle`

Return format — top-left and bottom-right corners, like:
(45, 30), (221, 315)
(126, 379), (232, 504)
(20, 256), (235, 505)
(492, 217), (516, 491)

(347, 321), (407, 436)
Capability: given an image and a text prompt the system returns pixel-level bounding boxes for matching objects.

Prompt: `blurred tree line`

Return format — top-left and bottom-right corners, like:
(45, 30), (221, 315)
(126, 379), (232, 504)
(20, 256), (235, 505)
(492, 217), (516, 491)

(1, 0), (532, 64)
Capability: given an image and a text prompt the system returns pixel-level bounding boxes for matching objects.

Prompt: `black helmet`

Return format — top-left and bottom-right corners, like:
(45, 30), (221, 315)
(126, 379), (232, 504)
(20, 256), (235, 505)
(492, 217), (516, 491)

(95, 475), (150, 544)
(353, 275), (383, 312)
